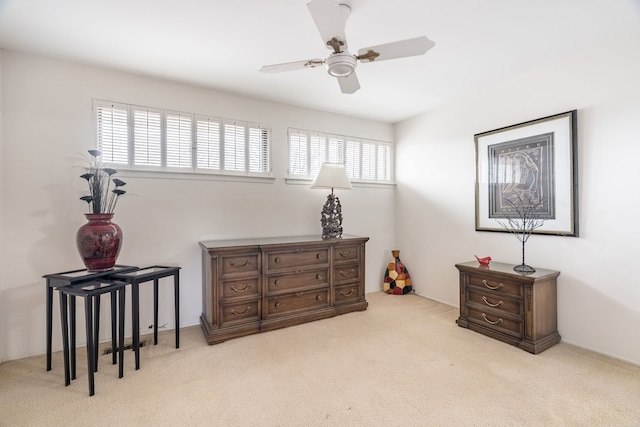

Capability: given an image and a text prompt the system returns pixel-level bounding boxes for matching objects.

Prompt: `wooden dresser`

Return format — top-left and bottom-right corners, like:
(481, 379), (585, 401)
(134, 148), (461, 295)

(200, 235), (369, 344)
(455, 261), (560, 354)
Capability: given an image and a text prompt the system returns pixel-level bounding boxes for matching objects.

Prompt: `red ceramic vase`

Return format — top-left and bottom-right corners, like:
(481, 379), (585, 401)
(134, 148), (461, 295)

(76, 213), (122, 272)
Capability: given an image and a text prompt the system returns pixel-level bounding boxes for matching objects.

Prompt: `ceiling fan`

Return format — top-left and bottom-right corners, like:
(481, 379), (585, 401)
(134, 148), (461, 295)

(259, 0), (435, 94)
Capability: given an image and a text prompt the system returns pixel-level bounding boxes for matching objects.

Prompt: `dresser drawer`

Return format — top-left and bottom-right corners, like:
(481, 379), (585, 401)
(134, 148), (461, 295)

(467, 307), (522, 338)
(333, 244), (360, 263)
(334, 283), (361, 305)
(220, 252), (260, 277)
(267, 269), (328, 293)
(468, 274), (523, 298)
(333, 264), (360, 285)
(220, 277), (260, 301)
(467, 288), (522, 316)
(220, 300), (260, 327)
(265, 289), (330, 318)
(266, 248), (329, 271)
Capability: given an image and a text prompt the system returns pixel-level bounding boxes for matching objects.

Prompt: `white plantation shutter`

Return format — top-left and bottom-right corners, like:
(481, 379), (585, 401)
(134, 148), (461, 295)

(310, 133), (326, 179)
(196, 116), (221, 170)
(133, 107), (162, 166)
(327, 136), (344, 164)
(224, 121), (246, 172)
(95, 102), (129, 165)
(287, 128), (392, 183)
(345, 139), (361, 179)
(289, 129), (308, 176)
(361, 141), (376, 180)
(166, 112), (193, 168)
(377, 144), (392, 181)
(249, 125), (270, 173)
(93, 100), (272, 177)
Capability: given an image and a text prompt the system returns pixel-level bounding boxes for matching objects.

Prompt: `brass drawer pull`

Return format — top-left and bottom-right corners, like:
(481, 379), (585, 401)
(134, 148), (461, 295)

(482, 279), (503, 290)
(481, 313), (503, 325)
(339, 269), (356, 278)
(339, 250), (353, 258)
(230, 260), (250, 268)
(231, 306), (251, 316)
(340, 288), (354, 297)
(231, 284), (251, 293)
(482, 296), (503, 307)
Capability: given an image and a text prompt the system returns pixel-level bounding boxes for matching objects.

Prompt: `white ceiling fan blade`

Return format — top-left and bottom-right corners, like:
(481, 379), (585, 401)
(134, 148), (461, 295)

(307, 0), (349, 50)
(260, 59), (323, 73)
(337, 72), (360, 94)
(357, 36), (435, 63)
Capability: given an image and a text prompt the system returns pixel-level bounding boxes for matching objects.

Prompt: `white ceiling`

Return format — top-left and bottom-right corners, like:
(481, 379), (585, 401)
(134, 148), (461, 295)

(1, 0), (639, 123)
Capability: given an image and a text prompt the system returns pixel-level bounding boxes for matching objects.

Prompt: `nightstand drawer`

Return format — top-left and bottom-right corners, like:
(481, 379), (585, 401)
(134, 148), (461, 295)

(265, 289), (329, 318)
(220, 277), (260, 300)
(467, 307), (522, 338)
(266, 248), (329, 271)
(267, 269), (329, 293)
(468, 275), (523, 298)
(468, 289), (522, 316)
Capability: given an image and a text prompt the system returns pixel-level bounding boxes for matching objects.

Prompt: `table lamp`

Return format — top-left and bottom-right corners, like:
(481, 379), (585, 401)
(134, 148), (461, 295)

(311, 162), (352, 239)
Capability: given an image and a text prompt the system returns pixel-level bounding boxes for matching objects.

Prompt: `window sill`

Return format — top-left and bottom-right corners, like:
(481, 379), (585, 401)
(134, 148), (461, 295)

(116, 169), (276, 184)
(285, 177), (395, 189)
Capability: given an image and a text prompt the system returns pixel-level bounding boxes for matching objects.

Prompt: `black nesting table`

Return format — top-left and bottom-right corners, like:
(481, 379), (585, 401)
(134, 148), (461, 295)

(44, 264), (180, 377)
(110, 266), (181, 370)
(58, 279), (127, 396)
(43, 265), (138, 372)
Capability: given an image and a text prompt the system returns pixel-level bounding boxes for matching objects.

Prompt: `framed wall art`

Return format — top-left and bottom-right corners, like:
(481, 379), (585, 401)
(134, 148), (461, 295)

(474, 110), (578, 236)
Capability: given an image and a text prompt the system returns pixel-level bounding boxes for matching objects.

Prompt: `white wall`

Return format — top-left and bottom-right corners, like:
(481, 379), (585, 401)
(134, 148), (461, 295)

(395, 31), (640, 365)
(0, 51), (395, 362)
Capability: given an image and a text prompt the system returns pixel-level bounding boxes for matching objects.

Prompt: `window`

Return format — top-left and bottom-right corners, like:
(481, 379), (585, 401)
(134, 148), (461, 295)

(94, 100), (271, 177)
(288, 128), (393, 184)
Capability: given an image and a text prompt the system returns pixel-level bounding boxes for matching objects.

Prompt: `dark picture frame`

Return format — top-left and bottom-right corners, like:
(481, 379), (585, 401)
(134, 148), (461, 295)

(474, 110), (578, 236)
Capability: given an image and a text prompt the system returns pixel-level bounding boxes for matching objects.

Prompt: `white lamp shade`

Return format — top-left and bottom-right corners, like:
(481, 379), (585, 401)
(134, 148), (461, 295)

(311, 163), (353, 190)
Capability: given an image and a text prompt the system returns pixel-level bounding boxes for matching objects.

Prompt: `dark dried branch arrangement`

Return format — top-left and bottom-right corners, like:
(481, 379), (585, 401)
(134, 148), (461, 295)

(496, 192), (545, 273)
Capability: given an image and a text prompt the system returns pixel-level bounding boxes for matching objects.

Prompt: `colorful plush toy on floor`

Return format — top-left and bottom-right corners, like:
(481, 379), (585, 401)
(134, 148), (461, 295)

(383, 250), (413, 295)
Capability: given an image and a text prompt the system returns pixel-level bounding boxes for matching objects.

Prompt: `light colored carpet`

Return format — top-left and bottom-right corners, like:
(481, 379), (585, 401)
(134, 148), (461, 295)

(1, 291), (639, 426)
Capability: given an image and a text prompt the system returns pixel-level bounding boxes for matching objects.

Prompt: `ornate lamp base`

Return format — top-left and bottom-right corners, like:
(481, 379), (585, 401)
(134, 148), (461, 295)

(320, 192), (343, 239)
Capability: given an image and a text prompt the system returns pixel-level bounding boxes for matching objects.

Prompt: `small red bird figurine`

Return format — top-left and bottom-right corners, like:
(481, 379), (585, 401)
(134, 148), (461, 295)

(475, 255), (491, 266)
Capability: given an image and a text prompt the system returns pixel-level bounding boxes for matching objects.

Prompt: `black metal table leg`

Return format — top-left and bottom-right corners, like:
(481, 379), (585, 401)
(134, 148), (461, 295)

(94, 296), (100, 372)
(70, 295), (76, 380)
(118, 287), (125, 378)
(174, 271), (180, 348)
(111, 291), (117, 365)
(153, 278), (159, 345)
(85, 295), (95, 396)
(132, 282), (140, 370)
(59, 291), (70, 386)
(46, 281), (53, 371)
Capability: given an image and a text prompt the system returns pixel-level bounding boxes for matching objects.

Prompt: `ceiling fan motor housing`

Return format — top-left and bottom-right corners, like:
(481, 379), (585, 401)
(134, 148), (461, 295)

(325, 52), (357, 77)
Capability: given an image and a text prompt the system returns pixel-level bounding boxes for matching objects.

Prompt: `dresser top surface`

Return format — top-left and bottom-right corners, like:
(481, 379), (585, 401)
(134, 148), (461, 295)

(200, 235), (369, 250)
(455, 261), (560, 280)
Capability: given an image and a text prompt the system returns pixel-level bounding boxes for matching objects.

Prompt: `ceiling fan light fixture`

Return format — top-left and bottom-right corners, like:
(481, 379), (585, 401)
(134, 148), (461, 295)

(325, 52), (357, 77)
